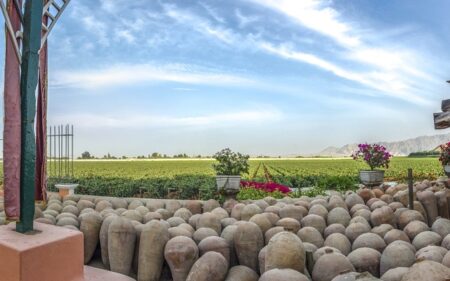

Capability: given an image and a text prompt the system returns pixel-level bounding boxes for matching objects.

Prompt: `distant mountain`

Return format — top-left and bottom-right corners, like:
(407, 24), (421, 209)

(318, 133), (450, 156)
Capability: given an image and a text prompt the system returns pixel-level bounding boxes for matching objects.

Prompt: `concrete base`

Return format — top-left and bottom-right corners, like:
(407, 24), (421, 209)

(84, 266), (135, 281)
(0, 222), (134, 281)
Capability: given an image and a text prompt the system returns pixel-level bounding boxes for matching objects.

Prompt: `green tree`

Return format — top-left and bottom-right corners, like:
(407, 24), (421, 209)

(81, 151), (92, 159)
(151, 152), (162, 158)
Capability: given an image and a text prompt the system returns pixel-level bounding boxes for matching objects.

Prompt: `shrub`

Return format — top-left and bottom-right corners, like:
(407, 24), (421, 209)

(352, 143), (392, 170)
(439, 142), (450, 165)
(237, 187), (286, 200)
(212, 148), (250, 175)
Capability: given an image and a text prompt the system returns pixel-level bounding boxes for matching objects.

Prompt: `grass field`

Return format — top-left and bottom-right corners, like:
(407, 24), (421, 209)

(47, 157), (444, 181)
(2, 157), (445, 199)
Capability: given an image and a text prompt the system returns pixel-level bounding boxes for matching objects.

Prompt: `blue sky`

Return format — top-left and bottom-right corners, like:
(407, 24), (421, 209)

(1, 0), (450, 157)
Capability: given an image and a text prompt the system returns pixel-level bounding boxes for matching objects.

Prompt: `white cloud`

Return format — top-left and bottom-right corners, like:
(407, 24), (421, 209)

(246, 0), (439, 105)
(115, 30), (136, 44)
(55, 110), (283, 128)
(199, 2), (226, 24)
(64, 1), (439, 107)
(69, 2), (110, 47)
(235, 9), (259, 28)
(250, 0), (360, 47)
(51, 63), (253, 89)
(259, 42), (428, 104)
(163, 4), (237, 45)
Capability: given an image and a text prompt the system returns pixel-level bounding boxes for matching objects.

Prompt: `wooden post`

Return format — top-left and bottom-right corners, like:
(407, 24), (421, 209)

(306, 251), (314, 275)
(408, 168), (414, 210)
(16, 0), (44, 233)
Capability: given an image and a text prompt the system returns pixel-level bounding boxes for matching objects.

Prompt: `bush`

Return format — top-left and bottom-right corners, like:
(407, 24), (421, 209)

(212, 148), (250, 175)
(47, 175), (218, 200)
(46, 174), (358, 201)
(237, 187), (287, 200)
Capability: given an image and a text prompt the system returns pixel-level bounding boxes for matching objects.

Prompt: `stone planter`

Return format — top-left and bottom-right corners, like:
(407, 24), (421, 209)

(359, 170), (384, 186)
(216, 175), (241, 199)
(444, 165), (450, 177)
(55, 183), (79, 197)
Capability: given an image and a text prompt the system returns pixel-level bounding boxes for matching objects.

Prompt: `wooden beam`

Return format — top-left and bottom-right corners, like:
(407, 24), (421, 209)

(434, 112), (450, 130)
(442, 99), (450, 112)
(16, 0), (43, 234)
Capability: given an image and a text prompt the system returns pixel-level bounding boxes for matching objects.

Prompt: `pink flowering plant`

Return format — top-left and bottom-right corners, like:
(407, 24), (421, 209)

(439, 142), (450, 166)
(352, 143), (392, 170)
(240, 180), (291, 194)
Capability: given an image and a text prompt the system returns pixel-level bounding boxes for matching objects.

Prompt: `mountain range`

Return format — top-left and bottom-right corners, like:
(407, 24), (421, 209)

(318, 133), (450, 156)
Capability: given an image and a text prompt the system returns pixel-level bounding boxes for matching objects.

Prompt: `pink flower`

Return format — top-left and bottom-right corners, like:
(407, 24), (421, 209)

(240, 180), (291, 194)
(352, 143), (392, 170)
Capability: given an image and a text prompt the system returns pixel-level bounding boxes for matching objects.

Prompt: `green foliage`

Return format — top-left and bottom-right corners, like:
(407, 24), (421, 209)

(80, 151), (93, 159)
(33, 157), (444, 201)
(298, 187), (327, 197)
(237, 188), (286, 200)
(47, 175), (217, 200)
(408, 151), (440, 157)
(212, 148), (250, 175)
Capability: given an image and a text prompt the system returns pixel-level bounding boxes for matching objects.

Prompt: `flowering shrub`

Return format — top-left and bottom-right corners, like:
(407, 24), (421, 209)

(213, 148), (250, 175)
(240, 180), (291, 193)
(439, 142), (450, 165)
(352, 143), (392, 170)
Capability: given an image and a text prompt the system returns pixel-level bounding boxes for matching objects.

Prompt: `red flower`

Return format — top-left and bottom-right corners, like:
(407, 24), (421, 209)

(240, 181), (291, 193)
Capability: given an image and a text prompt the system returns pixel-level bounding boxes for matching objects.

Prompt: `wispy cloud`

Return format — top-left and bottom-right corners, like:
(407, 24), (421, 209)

(199, 2), (226, 24)
(250, 0), (360, 47)
(115, 30), (136, 44)
(235, 9), (259, 28)
(55, 110), (283, 128)
(163, 4), (238, 45)
(51, 63), (253, 89)
(80, 15), (110, 46)
(259, 42), (428, 104)
(246, 0), (437, 105)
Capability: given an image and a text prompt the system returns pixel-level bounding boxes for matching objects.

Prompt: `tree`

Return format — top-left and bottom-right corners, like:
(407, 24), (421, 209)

(151, 152), (161, 158)
(81, 151), (92, 159)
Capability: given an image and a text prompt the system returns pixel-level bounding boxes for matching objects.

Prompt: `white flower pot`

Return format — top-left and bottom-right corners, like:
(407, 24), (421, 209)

(55, 183), (79, 197)
(216, 175), (241, 192)
(444, 165), (450, 177)
(359, 170), (384, 186)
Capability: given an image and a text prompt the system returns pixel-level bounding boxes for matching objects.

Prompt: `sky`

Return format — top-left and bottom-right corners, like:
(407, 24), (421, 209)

(1, 0), (450, 157)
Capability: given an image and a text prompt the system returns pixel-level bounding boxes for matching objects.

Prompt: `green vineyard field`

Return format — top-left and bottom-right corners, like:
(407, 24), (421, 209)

(31, 157), (443, 199)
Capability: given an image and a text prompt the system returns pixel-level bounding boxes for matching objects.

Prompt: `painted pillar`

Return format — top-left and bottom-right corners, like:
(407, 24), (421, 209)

(16, 0), (44, 233)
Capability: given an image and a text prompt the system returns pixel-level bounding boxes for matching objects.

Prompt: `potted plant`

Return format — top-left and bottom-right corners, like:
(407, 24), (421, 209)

(213, 148), (250, 196)
(352, 143), (392, 186)
(439, 142), (450, 177)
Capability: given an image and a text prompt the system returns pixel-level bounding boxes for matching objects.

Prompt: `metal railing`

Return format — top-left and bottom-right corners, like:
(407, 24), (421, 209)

(48, 124), (74, 179)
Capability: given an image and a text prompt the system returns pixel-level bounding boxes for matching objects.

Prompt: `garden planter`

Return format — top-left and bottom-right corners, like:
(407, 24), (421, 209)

(444, 165), (450, 177)
(55, 183), (79, 197)
(359, 170), (384, 186)
(216, 175), (241, 192)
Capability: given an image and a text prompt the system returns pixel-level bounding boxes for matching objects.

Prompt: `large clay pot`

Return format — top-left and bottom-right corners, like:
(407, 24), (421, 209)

(80, 212), (103, 264)
(99, 215), (117, 269)
(233, 222), (264, 273)
(108, 217), (137, 276)
(164, 236), (199, 281)
(186, 251), (228, 281)
(138, 221), (170, 281)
